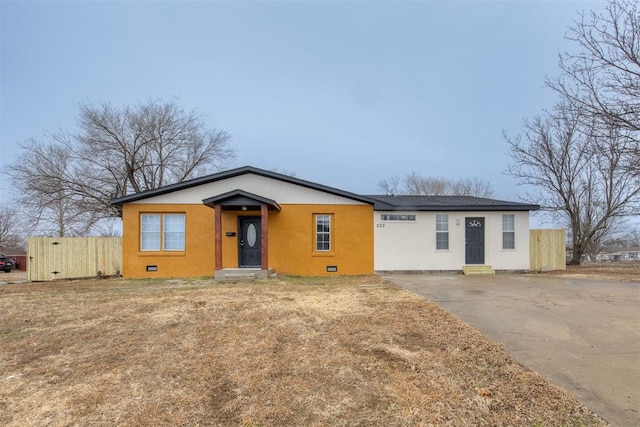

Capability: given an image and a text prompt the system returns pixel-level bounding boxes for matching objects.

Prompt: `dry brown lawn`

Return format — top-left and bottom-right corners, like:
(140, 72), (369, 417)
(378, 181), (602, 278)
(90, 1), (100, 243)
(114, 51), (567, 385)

(0, 275), (606, 426)
(544, 261), (640, 282)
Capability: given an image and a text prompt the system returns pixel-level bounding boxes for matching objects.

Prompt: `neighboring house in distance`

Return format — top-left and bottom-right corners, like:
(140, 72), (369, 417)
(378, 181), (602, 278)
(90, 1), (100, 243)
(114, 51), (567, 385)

(595, 247), (640, 262)
(111, 166), (539, 279)
(369, 195), (539, 273)
(0, 247), (27, 271)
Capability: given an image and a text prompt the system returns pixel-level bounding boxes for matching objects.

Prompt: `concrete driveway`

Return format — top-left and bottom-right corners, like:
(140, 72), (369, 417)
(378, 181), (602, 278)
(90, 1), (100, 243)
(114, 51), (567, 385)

(382, 273), (640, 427)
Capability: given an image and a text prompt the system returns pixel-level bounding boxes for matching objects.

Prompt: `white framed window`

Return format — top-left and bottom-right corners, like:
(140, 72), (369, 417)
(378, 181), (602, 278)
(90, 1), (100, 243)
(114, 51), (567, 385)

(141, 214), (161, 251)
(315, 214), (331, 252)
(163, 214), (186, 250)
(140, 213), (185, 251)
(380, 214), (416, 221)
(502, 214), (515, 249)
(436, 214), (449, 250)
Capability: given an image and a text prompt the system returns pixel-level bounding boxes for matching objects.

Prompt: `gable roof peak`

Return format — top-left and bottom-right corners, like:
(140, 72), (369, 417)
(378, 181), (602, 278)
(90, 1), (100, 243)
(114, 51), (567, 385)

(110, 165), (374, 207)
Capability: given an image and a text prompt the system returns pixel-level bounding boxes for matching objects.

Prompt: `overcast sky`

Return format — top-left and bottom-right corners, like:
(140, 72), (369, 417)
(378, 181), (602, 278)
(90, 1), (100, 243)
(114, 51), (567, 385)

(1, 0), (604, 218)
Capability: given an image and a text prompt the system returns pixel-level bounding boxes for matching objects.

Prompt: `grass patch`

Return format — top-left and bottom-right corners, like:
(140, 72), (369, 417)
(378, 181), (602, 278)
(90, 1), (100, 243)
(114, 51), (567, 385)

(0, 276), (606, 426)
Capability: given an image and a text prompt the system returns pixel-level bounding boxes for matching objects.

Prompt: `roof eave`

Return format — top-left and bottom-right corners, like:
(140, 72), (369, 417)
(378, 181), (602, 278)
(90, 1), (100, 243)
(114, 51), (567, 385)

(373, 204), (540, 212)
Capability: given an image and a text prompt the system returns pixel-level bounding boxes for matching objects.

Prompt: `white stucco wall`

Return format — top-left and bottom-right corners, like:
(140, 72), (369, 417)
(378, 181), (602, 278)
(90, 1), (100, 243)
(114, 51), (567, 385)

(374, 211), (531, 271)
(132, 174), (366, 205)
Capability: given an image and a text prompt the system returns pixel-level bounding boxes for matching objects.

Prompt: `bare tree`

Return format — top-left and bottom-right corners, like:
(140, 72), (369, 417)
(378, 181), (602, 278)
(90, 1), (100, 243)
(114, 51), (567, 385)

(6, 139), (100, 237)
(507, 0), (640, 264)
(0, 204), (23, 248)
(452, 177), (496, 198)
(626, 227), (640, 246)
(548, 0), (640, 176)
(4, 99), (234, 236)
(583, 218), (628, 260)
(72, 99), (234, 215)
(403, 173), (449, 196)
(505, 106), (640, 264)
(594, 219), (639, 251)
(378, 173), (495, 197)
(378, 176), (402, 195)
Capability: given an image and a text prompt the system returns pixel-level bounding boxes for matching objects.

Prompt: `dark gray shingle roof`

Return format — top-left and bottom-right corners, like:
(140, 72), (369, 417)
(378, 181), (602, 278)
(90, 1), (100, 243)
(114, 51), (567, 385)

(366, 195), (539, 211)
(109, 166), (538, 212)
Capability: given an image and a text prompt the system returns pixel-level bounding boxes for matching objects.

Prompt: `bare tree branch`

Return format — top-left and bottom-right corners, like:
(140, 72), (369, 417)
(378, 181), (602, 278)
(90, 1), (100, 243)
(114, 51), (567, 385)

(505, 106), (640, 264)
(0, 204), (23, 248)
(547, 0), (640, 176)
(377, 173), (495, 197)
(2, 98), (235, 237)
(508, 0), (640, 264)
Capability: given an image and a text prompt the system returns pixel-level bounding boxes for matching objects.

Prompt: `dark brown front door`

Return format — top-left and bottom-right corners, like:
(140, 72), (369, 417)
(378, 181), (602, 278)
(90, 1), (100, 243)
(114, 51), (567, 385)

(238, 217), (261, 267)
(465, 217), (485, 264)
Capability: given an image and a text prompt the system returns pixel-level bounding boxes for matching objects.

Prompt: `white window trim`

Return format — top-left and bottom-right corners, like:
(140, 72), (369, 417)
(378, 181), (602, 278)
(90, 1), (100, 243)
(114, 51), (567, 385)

(140, 213), (185, 252)
(380, 214), (416, 221)
(315, 214), (332, 252)
(141, 214), (161, 251)
(436, 214), (449, 251)
(502, 214), (515, 250)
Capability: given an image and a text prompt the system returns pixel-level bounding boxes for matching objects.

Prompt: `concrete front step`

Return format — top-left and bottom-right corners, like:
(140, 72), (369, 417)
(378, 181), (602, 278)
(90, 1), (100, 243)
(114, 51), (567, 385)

(462, 265), (495, 275)
(214, 268), (275, 282)
(220, 272), (257, 282)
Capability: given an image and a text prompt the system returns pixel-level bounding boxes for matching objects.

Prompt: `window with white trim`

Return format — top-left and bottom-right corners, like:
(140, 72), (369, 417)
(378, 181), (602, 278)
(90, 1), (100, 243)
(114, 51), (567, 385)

(315, 214), (331, 252)
(436, 214), (449, 250)
(140, 213), (185, 251)
(502, 214), (515, 249)
(380, 214), (416, 221)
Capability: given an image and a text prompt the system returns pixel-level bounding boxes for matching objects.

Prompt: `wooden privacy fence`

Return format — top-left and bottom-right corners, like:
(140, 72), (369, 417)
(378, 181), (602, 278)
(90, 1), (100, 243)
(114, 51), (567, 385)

(530, 229), (566, 272)
(27, 237), (123, 281)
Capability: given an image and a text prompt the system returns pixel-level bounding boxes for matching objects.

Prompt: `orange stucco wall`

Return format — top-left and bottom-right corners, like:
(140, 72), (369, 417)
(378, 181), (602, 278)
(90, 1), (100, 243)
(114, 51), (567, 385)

(251, 204), (373, 276)
(122, 203), (374, 278)
(122, 203), (216, 278)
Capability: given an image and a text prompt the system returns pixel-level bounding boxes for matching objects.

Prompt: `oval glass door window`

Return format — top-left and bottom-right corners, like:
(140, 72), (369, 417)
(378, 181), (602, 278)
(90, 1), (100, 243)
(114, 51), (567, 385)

(247, 223), (257, 247)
